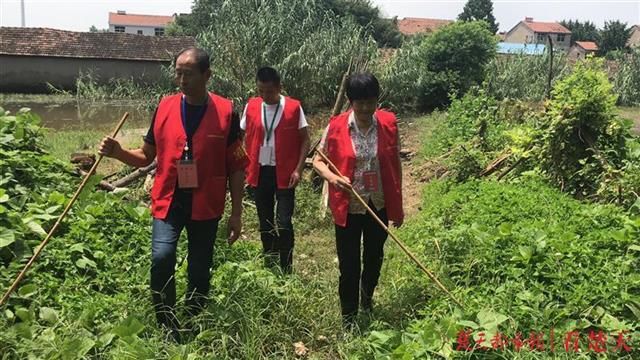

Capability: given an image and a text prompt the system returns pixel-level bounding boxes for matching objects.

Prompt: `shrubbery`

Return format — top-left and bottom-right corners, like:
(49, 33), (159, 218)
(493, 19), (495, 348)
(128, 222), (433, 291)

(380, 21), (497, 112)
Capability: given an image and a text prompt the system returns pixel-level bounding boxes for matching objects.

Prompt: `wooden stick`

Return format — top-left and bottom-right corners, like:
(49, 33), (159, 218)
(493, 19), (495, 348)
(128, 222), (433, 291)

(1, 113), (129, 306)
(314, 148), (464, 309)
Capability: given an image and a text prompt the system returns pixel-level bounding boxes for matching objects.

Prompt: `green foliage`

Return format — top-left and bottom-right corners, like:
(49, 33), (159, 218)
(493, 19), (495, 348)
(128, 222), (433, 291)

(538, 58), (629, 199)
(380, 21), (497, 112)
(324, 0), (403, 48)
(599, 20), (632, 55)
(173, 0), (402, 48)
(484, 52), (570, 101)
(0, 107), (346, 358)
(613, 48), (640, 106)
(68, 70), (175, 108)
(560, 19), (600, 45)
(0, 107), (77, 267)
(423, 89), (539, 182)
(358, 178), (640, 358)
(194, 0), (377, 108)
(457, 0), (499, 34)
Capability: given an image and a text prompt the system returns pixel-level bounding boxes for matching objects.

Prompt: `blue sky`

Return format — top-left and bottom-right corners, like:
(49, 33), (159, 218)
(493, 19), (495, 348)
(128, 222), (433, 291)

(0, 0), (638, 32)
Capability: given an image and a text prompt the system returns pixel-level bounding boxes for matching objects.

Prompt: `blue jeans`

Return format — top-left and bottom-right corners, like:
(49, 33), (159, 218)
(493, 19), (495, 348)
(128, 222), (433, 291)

(150, 190), (220, 328)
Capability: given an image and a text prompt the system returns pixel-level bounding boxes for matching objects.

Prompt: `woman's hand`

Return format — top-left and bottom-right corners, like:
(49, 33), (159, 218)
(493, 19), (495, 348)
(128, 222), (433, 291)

(329, 174), (351, 191)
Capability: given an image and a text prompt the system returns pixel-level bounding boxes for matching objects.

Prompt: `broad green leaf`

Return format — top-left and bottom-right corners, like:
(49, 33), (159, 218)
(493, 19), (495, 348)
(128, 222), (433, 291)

(76, 256), (96, 269)
(5, 309), (14, 321)
(111, 316), (145, 338)
(39, 307), (58, 324)
(628, 245), (640, 252)
(457, 320), (479, 329)
(18, 284), (37, 297)
(0, 228), (15, 247)
(39, 328), (56, 342)
(600, 313), (629, 331)
(518, 246), (533, 261)
(25, 220), (47, 237)
(477, 310), (508, 330)
(12, 323), (32, 339)
(15, 307), (33, 322)
(97, 332), (115, 348)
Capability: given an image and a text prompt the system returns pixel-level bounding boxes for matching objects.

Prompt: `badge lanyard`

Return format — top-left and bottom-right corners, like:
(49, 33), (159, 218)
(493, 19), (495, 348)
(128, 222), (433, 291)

(262, 101), (280, 144)
(181, 95), (208, 160)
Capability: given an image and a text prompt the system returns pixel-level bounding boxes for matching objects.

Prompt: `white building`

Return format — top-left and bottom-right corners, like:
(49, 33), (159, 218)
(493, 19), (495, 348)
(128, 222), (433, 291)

(108, 10), (175, 36)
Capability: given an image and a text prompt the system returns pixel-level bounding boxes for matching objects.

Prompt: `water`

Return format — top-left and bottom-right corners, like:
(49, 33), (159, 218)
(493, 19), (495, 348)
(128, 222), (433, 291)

(1, 98), (153, 130)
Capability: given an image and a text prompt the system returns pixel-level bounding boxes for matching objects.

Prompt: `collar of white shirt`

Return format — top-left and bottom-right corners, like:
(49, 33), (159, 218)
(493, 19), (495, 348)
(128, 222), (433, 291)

(348, 111), (377, 136)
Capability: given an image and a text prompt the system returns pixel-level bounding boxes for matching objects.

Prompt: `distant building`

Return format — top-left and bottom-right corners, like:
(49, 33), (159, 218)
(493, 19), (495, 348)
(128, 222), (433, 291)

(569, 41), (599, 60)
(497, 42), (546, 56)
(503, 17), (572, 51)
(0, 27), (195, 93)
(628, 25), (640, 48)
(397, 17), (454, 36)
(108, 10), (175, 36)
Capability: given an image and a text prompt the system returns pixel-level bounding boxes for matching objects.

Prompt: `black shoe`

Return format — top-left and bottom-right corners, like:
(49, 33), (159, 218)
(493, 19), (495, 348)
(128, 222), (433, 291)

(360, 291), (374, 313)
(342, 311), (358, 329)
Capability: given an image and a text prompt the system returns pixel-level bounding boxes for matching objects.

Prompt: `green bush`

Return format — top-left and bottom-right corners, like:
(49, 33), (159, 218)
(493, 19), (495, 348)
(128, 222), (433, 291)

(538, 58), (630, 199)
(380, 21), (497, 112)
(357, 178), (640, 358)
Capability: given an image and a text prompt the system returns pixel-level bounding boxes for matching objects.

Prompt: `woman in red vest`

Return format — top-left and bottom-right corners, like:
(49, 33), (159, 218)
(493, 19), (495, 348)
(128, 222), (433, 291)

(99, 47), (248, 341)
(313, 72), (404, 325)
(242, 67), (310, 273)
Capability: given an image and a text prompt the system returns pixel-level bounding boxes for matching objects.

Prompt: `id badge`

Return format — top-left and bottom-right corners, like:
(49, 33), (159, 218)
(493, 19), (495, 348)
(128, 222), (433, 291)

(362, 170), (379, 192)
(177, 159), (198, 188)
(259, 145), (274, 164)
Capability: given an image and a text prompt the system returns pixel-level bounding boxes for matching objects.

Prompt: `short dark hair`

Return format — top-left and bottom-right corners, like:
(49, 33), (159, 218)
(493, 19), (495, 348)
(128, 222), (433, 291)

(256, 66), (281, 85)
(346, 72), (380, 101)
(175, 47), (210, 73)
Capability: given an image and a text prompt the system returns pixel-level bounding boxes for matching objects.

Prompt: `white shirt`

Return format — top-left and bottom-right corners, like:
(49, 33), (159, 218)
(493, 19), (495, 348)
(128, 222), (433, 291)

(240, 95), (308, 166)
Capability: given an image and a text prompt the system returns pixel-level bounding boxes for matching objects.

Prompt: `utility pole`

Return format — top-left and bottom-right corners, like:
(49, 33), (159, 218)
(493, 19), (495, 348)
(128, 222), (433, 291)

(21, 0), (26, 27)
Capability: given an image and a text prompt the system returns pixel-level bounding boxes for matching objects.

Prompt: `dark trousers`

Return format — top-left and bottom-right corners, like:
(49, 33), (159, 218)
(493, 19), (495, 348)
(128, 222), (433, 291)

(150, 190), (220, 329)
(254, 166), (295, 272)
(335, 205), (388, 320)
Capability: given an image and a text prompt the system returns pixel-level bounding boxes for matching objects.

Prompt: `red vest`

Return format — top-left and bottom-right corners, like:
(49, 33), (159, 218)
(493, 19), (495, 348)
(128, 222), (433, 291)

(244, 96), (302, 189)
(325, 110), (403, 227)
(151, 92), (233, 220)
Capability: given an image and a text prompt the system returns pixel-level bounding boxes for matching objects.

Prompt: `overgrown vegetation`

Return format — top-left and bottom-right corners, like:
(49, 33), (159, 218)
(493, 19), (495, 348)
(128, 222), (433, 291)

(425, 58), (640, 209)
(484, 52), (570, 101)
(356, 178), (639, 358)
(380, 21), (497, 112)
(170, 0), (403, 48)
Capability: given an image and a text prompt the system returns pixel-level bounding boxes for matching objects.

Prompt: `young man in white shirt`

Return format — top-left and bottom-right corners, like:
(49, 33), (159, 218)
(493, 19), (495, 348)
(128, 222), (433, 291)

(241, 67), (310, 273)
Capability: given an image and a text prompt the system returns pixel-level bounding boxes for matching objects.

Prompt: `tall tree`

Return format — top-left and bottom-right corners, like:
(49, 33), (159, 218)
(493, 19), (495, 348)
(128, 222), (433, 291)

(560, 19), (600, 45)
(458, 0), (499, 34)
(599, 20), (631, 55)
(324, 0), (403, 48)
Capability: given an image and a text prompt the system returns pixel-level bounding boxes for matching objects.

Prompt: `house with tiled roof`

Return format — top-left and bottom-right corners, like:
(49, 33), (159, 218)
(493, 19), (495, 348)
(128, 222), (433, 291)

(569, 41), (599, 59)
(397, 17), (454, 36)
(0, 27), (195, 92)
(628, 25), (640, 48)
(108, 10), (175, 36)
(504, 17), (572, 51)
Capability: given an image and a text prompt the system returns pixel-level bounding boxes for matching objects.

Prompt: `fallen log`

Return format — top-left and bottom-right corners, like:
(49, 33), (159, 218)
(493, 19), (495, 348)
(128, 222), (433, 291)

(111, 161), (157, 188)
(479, 152), (512, 177)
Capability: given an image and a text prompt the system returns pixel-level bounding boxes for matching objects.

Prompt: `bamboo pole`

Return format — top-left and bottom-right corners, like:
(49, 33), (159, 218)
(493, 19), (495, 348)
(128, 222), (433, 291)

(314, 148), (464, 309)
(1, 113), (129, 306)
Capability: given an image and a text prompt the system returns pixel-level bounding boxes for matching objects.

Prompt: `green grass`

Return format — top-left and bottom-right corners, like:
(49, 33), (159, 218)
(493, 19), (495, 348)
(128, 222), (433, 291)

(3, 108), (638, 359)
(617, 106), (640, 134)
